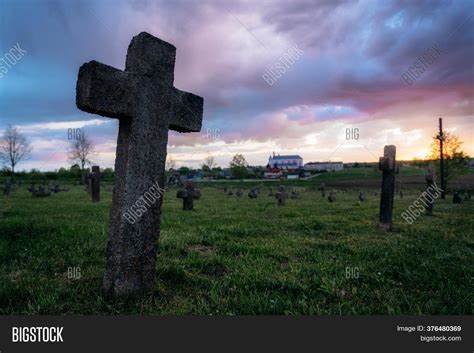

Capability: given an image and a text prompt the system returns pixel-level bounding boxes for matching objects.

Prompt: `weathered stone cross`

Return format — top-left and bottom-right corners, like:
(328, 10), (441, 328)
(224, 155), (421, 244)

(378, 145), (397, 230)
(275, 186), (288, 206)
(76, 32), (203, 296)
(177, 181), (201, 211)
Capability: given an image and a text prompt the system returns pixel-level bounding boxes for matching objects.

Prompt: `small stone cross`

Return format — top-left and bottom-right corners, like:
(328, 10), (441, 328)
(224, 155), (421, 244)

(275, 186), (288, 206)
(176, 182), (201, 210)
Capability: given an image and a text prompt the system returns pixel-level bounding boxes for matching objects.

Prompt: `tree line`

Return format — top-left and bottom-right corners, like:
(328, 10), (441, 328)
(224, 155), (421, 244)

(0, 123), (471, 189)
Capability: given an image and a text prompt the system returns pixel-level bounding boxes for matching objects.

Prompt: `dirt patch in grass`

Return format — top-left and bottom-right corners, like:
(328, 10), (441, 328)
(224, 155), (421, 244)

(187, 244), (214, 256)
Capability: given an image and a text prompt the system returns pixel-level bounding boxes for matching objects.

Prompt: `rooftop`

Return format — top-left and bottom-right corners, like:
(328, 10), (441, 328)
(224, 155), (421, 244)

(270, 155), (303, 160)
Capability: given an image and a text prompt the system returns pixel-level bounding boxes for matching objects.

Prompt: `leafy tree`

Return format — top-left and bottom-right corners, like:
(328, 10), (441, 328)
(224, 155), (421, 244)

(70, 164), (81, 172)
(429, 131), (469, 188)
(177, 166), (190, 175)
(230, 154), (248, 180)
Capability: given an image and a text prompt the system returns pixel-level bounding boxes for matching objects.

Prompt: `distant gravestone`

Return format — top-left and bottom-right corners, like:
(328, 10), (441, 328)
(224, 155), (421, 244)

(3, 180), (11, 195)
(177, 182), (201, 210)
(33, 185), (51, 197)
(463, 190), (471, 201)
(76, 32), (203, 296)
(399, 190), (403, 199)
(227, 190), (233, 196)
(275, 186), (288, 206)
(425, 165), (435, 215)
(236, 189), (242, 197)
(90, 166), (101, 202)
(378, 145), (397, 230)
(85, 174), (92, 194)
(290, 190), (300, 199)
(358, 191), (365, 202)
(248, 189), (258, 199)
(319, 182), (326, 198)
(328, 190), (336, 202)
(452, 191), (462, 204)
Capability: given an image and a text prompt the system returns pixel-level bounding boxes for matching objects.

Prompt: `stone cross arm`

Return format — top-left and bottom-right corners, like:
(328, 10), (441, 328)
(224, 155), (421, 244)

(76, 32), (203, 133)
(76, 61), (135, 119)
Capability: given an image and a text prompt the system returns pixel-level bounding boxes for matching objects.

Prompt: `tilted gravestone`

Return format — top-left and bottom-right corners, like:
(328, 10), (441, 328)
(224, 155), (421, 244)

(176, 181), (201, 210)
(90, 165), (101, 202)
(76, 32), (203, 296)
(248, 189), (258, 199)
(378, 145), (397, 230)
(328, 190), (336, 202)
(290, 190), (300, 199)
(425, 165), (435, 215)
(32, 184), (51, 197)
(275, 186), (288, 206)
(52, 183), (60, 193)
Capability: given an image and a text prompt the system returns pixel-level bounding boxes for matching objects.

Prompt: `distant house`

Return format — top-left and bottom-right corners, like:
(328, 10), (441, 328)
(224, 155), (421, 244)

(264, 166), (283, 179)
(304, 161), (343, 172)
(267, 153), (303, 170)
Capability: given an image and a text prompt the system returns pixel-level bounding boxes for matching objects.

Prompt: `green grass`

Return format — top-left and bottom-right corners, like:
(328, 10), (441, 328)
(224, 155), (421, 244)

(0, 182), (472, 315)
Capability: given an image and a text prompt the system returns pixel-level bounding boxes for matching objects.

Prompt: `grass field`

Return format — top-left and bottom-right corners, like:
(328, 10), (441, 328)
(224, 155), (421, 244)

(0, 176), (473, 315)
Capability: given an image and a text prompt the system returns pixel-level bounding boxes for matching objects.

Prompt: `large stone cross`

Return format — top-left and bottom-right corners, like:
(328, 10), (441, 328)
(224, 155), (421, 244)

(76, 32), (203, 296)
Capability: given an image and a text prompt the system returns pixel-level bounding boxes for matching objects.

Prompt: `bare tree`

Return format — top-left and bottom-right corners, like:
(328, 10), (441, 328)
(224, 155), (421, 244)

(203, 156), (216, 170)
(0, 125), (32, 174)
(67, 130), (95, 171)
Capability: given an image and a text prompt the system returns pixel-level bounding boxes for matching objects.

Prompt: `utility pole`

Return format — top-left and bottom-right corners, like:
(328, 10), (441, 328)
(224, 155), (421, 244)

(437, 118), (446, 199)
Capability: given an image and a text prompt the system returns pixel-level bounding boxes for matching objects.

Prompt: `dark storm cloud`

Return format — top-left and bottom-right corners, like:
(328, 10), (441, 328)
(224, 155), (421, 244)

(0, 0), (471, 169)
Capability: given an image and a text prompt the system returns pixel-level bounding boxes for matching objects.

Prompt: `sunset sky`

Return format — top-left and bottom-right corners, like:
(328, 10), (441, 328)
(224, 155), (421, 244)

(0, 0), (472, 171)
